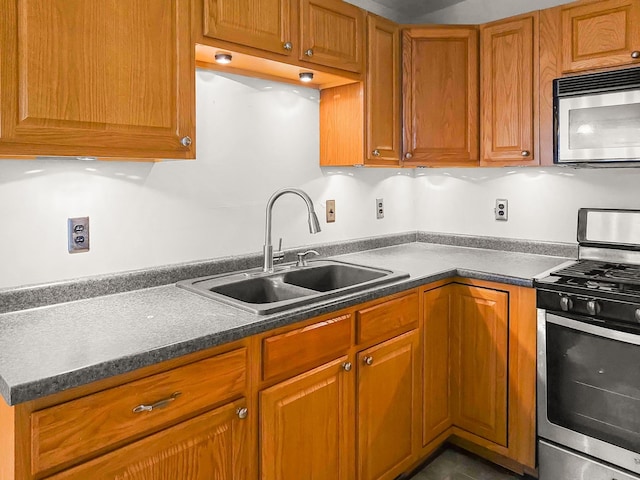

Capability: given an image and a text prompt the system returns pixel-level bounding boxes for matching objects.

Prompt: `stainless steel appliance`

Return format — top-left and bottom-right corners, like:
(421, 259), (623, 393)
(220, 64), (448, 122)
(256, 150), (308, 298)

(554, 67), (640, 165)
(536, 208), (640, 480)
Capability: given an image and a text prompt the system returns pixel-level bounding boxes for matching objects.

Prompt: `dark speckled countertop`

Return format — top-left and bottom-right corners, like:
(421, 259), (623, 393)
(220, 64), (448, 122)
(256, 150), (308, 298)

(0, 242), (573, 406)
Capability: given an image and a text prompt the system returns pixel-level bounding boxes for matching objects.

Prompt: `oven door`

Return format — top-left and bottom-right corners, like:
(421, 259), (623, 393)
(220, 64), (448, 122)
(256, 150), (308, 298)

(537, 309), (640, 475)
(555, 89), (640, 163)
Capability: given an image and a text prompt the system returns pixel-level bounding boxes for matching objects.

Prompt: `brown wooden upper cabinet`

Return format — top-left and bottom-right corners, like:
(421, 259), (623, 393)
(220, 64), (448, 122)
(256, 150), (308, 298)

(202, 0), (365, 73)
(365, 15), (402, 165)
(202, 0), (295, 57)
(0, 0), (195, 160)
(480, 12), (539, 166)
(402, 27), (479, 167)
(561, 0), (640, 73)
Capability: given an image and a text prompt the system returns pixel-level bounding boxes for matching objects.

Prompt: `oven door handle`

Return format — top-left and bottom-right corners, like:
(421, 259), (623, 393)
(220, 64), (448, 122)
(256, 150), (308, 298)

(547, 313), (640, 346)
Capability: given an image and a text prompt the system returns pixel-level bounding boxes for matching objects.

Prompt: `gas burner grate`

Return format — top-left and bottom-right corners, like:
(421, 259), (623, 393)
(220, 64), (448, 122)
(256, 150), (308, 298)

(554, 260), (640, 286)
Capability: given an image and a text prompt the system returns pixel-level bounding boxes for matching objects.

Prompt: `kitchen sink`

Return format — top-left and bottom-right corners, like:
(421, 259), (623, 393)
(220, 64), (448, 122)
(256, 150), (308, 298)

(177, 259), (408, 315)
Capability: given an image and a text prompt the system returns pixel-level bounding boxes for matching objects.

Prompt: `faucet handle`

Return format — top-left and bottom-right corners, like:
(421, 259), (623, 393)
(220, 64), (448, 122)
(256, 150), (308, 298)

(296, 250), (320, 267)
(273, 238), (285, 263)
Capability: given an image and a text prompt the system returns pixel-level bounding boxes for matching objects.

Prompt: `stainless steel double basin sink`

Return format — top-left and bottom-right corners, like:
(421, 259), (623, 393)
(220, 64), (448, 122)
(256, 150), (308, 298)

(177, 259), (409, 315)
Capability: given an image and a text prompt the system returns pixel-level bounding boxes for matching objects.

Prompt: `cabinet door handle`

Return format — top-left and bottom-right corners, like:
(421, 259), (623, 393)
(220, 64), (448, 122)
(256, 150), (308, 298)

(521, 150), (530, 157)
(631, 50), (640, 59)
(236, 407), (248, 419)
(180, 136), (192, 147)
(372, 149), (380, 157)
(363, 356), (374, 366)
(342, 361), (352, 372)
(133, 391), (181, 413)
(404, 152), (413, 160)
(283, 42), (293, 51)
(304, 48), (314, 57)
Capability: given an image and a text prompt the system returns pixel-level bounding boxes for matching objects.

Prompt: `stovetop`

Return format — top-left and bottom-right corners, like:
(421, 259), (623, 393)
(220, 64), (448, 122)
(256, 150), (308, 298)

(536, 260), (640, 300)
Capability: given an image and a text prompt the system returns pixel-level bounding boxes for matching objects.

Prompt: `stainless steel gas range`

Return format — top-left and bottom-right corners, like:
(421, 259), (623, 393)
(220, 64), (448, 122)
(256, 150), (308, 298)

(535, 208), (640, 480)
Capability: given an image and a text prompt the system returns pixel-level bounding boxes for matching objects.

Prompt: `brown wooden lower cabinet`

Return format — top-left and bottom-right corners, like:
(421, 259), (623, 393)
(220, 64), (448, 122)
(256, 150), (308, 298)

(0, 283), (536, 479)
(45, 399), (249, 479)
(357, 330), (418, 480)
(421, 280), (537, 474)
(259, 356), (354, 480)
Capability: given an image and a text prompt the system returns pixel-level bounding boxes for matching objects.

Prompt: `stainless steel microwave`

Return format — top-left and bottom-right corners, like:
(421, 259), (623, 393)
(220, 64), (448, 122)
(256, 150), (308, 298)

(554, 67), (640, 165)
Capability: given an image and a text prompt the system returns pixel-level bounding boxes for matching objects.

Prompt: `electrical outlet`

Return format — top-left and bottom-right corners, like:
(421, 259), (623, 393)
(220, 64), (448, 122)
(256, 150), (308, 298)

(495, 199), (508, 221)
(376, 198), (384, 219)
(326, 200), (336, 223)
(68, 217), (90, 253)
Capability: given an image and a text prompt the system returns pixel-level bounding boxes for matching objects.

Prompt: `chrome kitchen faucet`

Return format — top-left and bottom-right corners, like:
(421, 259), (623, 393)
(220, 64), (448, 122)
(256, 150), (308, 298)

(263, 188), (321, 272)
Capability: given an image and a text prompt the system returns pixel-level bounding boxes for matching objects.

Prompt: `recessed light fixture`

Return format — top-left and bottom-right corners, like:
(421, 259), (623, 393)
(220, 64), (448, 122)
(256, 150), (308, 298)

(214, 53), (232, 64)
(299, 72), (314, 83)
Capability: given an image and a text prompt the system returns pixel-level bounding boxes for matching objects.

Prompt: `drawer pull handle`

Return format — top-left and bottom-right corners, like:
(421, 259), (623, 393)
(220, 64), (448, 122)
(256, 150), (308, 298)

(133, 391), (182, 413)
(364, 356), (374, 366)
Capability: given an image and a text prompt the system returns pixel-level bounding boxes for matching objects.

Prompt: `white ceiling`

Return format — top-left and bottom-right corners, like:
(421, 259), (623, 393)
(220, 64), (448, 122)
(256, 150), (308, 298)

(346, 0), (576, 24)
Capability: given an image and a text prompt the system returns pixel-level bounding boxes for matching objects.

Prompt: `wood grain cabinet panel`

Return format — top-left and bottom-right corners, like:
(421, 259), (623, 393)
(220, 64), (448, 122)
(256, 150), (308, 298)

(480, 13), (538, 166)
(31, 348), (247, 475)
(357, 292), (418, 344)
(260, 356), (354, 480)
(300, 0), (365, 73)
(365, 15), (402, 165)
(262, 313), (352, 382)
(422, 285), (453, 447)
(46, 399), (249, 480)
(0, 0), (194, 160)
(561, 0), (640, 73)
(402, 27), (479, 167)
(450, 285), (508, 447)
(357, 330), (418, 480)
(203, 0), (294, 57)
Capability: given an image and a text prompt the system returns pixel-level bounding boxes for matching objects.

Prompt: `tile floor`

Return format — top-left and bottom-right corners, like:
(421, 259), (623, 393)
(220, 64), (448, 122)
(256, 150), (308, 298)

(410, 447), (534, 480)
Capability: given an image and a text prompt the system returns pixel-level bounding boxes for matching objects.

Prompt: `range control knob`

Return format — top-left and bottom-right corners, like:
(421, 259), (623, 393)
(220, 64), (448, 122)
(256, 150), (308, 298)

(635, 308), (640, 323)
(586, 300), (601, 316)
(559, 296), (573, 312)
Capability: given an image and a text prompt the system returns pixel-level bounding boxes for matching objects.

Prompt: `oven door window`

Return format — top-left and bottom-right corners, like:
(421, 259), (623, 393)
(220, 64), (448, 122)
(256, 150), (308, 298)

(546, 322), (640, 454)
(557, 90), (640, 162)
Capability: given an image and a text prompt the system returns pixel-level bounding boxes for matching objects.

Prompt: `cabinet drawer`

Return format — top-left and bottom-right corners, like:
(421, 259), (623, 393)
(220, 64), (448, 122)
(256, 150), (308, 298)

(357, 293), (418, 344)
(31, 347), (247, 475)
(262, 313), (352, 382)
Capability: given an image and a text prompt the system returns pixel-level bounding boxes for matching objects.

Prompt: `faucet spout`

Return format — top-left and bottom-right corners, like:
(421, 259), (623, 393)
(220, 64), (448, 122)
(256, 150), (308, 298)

(263, 188), (321, 272)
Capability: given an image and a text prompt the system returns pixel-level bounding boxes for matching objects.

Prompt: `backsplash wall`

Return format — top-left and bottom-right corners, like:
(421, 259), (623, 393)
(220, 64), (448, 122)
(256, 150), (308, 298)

(1, 69), (639, 290)
(0, 70), (413, 289)
(414, 166), (640, 243)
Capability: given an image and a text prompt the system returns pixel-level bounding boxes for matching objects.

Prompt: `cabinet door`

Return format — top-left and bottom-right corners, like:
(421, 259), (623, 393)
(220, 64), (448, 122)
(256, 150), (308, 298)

(0, 0), (194, 160)
(47, 399), (249, 479)
(480, 13), (538, 166)
(202, 0), (294, 57)
(561, 0), (640, 73)
(260, 356), (354, 480)
(451, 285), (508, 447)
(357, 330), (418, 480)
(300, 0), (365, 73)
(402, 27), (479, 167)
(422, 286), (453, 447)
(365, 15), (401, 165)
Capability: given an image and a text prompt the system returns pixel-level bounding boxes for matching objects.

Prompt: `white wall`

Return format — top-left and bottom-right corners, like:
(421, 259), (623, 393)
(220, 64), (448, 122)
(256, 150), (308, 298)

(2, 69), (639, 290)
(414, 167), (640, 243)
(0, 70), (413, 289)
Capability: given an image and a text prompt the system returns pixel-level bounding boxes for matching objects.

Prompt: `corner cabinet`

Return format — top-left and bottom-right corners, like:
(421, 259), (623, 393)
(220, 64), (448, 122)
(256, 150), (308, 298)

(480, 12), (539, 166)
(319, 14), (401, 167)
(421, 279), (537, 474)
(0, 0), (195, 160)
(560, 0), (640, 73)
(402, 27), (479, 167)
